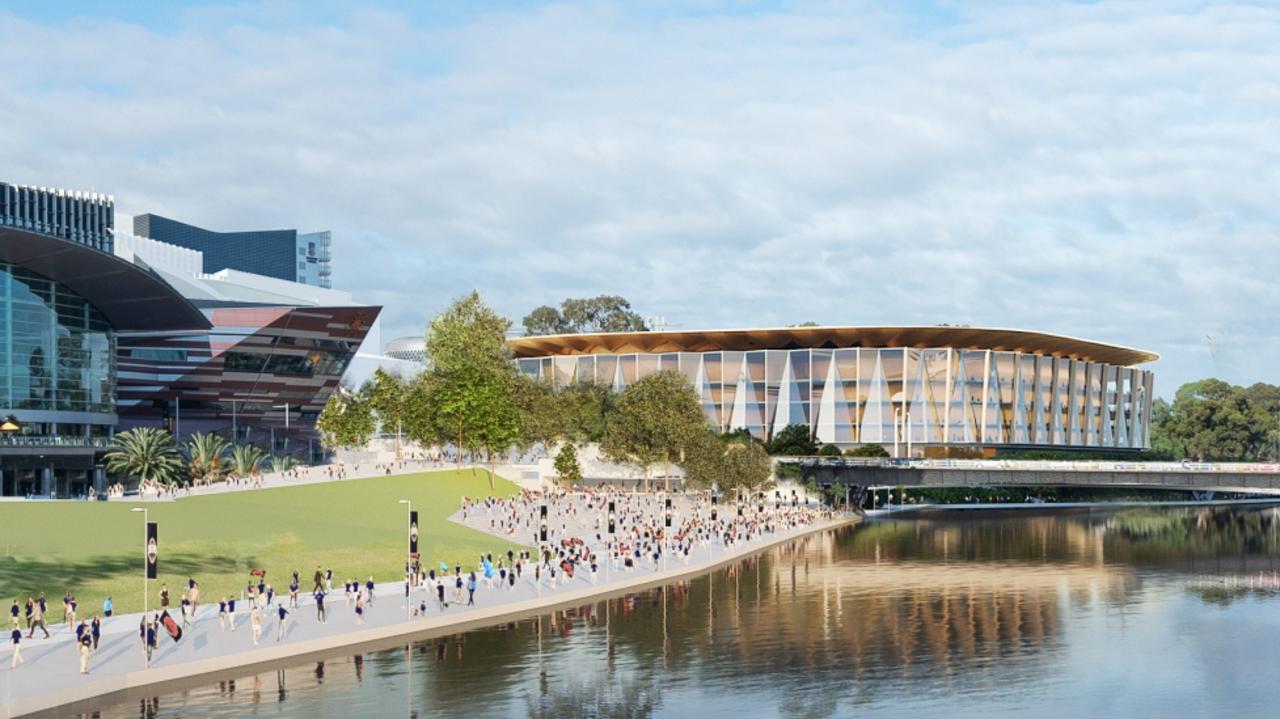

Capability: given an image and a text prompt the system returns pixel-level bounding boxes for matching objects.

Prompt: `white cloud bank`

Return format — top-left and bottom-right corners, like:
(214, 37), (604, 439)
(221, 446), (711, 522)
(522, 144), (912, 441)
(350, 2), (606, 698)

(1, 1), (1277, 395)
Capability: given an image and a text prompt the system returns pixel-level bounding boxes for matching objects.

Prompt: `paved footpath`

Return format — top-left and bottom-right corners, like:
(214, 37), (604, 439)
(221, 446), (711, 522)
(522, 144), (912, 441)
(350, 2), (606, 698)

(3, 497), (854, 718)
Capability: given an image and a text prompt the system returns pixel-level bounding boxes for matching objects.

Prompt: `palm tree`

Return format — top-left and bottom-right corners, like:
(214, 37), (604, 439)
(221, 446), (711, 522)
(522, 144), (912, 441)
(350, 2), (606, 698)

(185, 432), (230, 486)
(104, 427), (184, 489)
(227, 444), (267, 483)
(272, 454), (301, 472)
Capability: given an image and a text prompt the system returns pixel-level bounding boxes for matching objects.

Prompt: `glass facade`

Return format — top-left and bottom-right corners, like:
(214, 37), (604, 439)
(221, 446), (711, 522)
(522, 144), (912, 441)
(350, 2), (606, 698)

(0, 262), (115, 415)
(518, 347), (1154, 450)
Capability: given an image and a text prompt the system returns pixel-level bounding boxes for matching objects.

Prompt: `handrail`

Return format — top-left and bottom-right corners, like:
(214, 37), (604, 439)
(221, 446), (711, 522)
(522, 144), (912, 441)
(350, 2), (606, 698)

(776, 456), (1280, 473)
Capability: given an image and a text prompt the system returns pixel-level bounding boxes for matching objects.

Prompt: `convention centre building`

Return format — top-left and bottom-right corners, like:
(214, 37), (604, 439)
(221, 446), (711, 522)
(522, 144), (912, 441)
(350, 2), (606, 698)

(0, 181), (381, 497)
(512, 327), (1158, 454)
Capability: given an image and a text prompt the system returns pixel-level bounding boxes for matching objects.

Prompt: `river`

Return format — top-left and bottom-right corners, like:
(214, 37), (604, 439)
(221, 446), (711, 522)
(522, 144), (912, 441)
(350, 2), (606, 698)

(78, 505), (1280, 718)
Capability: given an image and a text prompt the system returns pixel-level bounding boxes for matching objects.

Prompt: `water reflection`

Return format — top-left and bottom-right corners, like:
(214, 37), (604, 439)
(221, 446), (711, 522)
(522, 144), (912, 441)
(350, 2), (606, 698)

(81, 506), (1280, 719)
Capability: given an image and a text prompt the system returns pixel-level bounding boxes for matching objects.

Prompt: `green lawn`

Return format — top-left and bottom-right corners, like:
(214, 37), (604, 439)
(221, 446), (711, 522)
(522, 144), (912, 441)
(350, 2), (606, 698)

(0, 469), (526, 621)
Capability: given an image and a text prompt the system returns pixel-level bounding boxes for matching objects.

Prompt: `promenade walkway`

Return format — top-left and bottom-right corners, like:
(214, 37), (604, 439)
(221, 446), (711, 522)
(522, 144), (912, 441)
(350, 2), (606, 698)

(3, 495), (851, 718)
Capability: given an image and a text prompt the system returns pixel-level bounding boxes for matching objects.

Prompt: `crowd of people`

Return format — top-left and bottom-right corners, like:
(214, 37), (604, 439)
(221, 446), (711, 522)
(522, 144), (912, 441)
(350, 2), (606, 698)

(9, 487), (834, 677)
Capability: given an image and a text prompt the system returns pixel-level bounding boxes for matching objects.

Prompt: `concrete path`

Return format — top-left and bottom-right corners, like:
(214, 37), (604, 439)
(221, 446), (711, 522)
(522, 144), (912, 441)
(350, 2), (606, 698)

(2, 497), (851, 718)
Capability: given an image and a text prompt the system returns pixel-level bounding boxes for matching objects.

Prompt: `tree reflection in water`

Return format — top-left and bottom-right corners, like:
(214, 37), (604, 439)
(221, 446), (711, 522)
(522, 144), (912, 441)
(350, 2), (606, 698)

(79, 505), (1280, 719)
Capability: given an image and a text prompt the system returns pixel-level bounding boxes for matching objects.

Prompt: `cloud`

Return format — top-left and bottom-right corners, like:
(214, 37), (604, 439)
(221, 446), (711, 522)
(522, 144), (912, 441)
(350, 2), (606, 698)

(1, 0), (1277, 395)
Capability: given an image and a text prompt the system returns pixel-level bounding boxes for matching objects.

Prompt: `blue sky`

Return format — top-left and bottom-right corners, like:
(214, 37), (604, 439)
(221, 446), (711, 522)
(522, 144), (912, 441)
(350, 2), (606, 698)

(1, 1), (1278, 396)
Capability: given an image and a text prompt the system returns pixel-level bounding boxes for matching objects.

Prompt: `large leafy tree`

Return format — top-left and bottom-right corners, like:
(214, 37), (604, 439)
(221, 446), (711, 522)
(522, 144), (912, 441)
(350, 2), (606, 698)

(104, 427), (184, 487)
(521, 295), (649, 336)
(1151, 379), (1280, 461)
(681, 428), (773, 492)
(185, 432), (229, 485)
(316, 386), (376, 449)
(601, 370), (705, 491)
(425, 291), (521, 488)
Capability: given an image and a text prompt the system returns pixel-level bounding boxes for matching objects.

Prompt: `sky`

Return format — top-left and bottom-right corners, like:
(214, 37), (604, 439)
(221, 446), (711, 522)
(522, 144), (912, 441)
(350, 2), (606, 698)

(1, 0), (1277, 397)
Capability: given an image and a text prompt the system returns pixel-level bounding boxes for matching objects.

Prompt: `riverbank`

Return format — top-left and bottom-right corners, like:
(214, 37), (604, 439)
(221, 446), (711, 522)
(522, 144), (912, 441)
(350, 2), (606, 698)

(4, 512), (855, 718)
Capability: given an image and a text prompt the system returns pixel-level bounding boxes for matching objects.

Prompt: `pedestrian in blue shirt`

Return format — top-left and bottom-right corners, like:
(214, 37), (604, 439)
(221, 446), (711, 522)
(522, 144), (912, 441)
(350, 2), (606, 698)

(467, 573), (477, 605)
(315, 591), (326, 624)
(275, 604), (288, 642)
(9, 628), (22, 668)
(366, 577), (375, 604)
(102, 596), (113, 618)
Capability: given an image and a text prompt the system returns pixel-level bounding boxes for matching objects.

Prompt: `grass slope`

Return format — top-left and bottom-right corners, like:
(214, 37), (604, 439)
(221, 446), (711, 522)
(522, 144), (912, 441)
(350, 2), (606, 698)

(0, 470), (525, 620)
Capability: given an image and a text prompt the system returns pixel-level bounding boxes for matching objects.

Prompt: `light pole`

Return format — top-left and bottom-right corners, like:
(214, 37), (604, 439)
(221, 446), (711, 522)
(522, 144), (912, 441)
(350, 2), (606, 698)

(131, 507), (149, 668)
(398, 499), (412, 620)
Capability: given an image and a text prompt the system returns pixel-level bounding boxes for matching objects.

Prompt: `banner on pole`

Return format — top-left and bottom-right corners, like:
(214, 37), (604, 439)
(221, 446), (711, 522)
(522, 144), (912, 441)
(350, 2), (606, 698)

(409, 510), (419, 555)
(146, 522), (158, 579)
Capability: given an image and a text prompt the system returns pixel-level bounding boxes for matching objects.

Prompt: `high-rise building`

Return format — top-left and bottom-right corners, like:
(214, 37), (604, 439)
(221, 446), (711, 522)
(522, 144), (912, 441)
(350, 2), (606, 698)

(132, 213), (332, 288)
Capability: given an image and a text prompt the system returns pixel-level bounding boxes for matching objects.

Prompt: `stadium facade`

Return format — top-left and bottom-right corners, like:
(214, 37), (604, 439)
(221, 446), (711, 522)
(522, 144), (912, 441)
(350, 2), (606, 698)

(0, 181), (379, 497)
(512, 327), (1159, 454)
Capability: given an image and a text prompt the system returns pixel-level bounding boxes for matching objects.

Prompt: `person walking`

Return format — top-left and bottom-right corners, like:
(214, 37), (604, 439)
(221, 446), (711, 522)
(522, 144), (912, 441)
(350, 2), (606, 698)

(146, 619), (157, 667)
(436, 577), (447, 609)
(90, 615), (101, 650)
(23, 597), (33, 631)
(218, 598), (227, 631)
(312, 566), (324, 594)
(275, 603), (288, 642)
(365, 577), (375, 605)
(103, 596), (113, 618)
(315, 590), (326, 624)
(354, 593), (365, 625)
(27, 600), (49, 639)
(159, 585), (170, 613)
(8, 599), (18, 631)
(250, 605), (263, 645)
(227, 596), (237, 631)
(467, 572), (477, 605)
(9, 626), (22, 668)
(289, 579), (299, 609)
(77, 630), (92, 674)
(325, 567), (334, 593)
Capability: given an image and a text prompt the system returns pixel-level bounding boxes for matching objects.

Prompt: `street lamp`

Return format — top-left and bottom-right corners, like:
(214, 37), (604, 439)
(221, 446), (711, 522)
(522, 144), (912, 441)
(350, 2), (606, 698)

(131, 507), (149, 668)
(398, 499), (412, 620)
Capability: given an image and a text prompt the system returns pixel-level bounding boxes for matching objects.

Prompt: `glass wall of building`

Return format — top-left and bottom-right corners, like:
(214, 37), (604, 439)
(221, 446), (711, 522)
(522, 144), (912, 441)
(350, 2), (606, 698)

(517, 347), (1154, 451)
(0, 262), (115, 418)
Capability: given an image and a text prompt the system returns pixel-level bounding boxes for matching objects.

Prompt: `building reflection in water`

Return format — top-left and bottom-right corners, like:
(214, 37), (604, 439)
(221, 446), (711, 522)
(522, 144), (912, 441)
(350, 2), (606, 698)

(82, 506), (1280, 719)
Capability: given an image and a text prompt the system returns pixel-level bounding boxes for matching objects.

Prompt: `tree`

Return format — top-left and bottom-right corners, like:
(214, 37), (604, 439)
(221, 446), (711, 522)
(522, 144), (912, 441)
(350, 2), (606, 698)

(681, 428), (772, 492)
(765, 423), (817, 456)
(104, 427), (184, 488)
(846, 443), (890, 458)
(425, 291), (521, 488)
(185, 432), (229, 485)
(522, 305), (567, 336)
(816, 443), (843, 457)
(554, 443), (583, 485)
(228, 444), (267, 481)
(316, 386), (376, 449)
(365, 367), (409, 458)
(521, 295), (649, 336)
(1153, 379), (1278, 461)
(721, 441), (773, 492)
(601, 370), (705, 491)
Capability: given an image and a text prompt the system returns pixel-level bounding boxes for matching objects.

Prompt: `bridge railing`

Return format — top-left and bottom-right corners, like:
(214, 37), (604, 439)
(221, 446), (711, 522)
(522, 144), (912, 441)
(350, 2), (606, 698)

(778, 457), (1280, 474)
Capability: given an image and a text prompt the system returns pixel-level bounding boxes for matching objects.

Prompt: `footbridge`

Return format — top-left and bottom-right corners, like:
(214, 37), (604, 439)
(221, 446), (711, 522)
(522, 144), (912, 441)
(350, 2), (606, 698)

(783, 458), (1280, 496)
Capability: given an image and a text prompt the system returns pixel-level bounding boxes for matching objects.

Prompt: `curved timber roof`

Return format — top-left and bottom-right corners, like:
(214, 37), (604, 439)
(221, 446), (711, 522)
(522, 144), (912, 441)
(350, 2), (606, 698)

(509, 325), (1159, 366)
(0, 227), (211, 332)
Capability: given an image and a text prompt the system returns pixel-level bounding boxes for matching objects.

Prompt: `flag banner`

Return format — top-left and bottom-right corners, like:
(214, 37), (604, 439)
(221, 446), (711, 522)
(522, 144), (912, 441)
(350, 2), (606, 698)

(146, 522), (158, 579)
